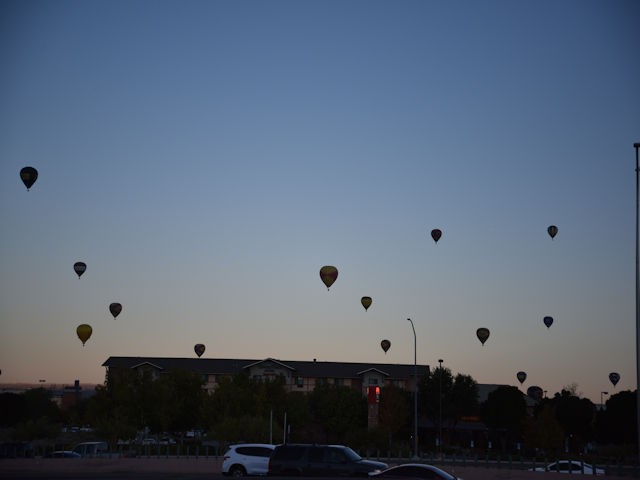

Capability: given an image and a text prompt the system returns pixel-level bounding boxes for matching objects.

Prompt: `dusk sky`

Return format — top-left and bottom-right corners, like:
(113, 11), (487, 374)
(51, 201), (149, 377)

(1, 1), (639, 404)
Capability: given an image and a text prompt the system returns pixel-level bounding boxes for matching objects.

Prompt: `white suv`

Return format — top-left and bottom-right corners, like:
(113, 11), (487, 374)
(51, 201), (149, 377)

(222, 443), (275, 477)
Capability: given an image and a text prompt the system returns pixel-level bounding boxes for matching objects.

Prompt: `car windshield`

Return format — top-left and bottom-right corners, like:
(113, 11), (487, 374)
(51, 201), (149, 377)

(342, 447), (362, 462)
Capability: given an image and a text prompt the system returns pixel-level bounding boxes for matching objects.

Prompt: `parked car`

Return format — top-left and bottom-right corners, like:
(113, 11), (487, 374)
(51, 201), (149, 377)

(222, 443), (275, 477)
(369, 464), (462, 479)
(159, 436), (176, 445)
(268, 444), (387, 477)
(529, 461), (605, 475)
(45, 450), (81, 458)
(72, 441), (111, 457)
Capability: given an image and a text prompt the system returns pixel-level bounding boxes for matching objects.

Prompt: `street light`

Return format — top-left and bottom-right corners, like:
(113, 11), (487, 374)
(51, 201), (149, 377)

(407, 318), (418, 458)
(600, 391), (608, 411)
(634, 141), (640, 461)
(438, 358), (443, 458)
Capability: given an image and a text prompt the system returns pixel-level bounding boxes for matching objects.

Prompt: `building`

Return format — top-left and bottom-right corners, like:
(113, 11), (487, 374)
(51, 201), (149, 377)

(102, 356), (430, 396)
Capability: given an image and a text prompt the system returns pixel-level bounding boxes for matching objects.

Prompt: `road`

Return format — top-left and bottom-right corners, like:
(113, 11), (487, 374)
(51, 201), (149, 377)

(0, 457), (635, 479)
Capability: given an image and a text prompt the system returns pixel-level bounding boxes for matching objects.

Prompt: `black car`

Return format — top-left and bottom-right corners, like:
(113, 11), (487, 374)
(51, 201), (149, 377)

(369, 464), (462, 479)
(268, 444), (388, 477)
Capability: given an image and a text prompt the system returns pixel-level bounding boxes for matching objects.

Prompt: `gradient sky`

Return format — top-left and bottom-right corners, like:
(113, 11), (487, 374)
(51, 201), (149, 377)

(1, 0), (639, 405)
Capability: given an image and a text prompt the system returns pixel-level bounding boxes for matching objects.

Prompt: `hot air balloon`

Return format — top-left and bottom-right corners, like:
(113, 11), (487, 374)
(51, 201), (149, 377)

(20, 167), (38, 190)
(476, 328), (490, 345)
(431, 229), (442, 244)
(194, 344), (205, 358)
(547, 225), (558, 239)
(609, 372), (620, 387)
(109, 303), (122, 319)
(319, 266), (338, 290)
(74, 262), (87, 278)
(517, 371), (527, 384)
(527, 385), (544, 401)
(380, 339), (391, 353)
(361, 296), (372, 311)
(76, 324), (92, 346)
(543, 316), (553, 329)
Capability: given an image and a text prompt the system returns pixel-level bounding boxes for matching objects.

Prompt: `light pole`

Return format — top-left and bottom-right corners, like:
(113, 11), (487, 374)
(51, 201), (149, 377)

(438, 358), (443, 458)
(635, 141), (640, 461)
(407, 318), (418, 458)
(600, 391), (608, 411)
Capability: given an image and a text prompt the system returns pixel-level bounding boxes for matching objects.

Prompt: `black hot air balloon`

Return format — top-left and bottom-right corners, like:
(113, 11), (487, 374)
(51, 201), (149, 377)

(319, 266), (338, 290)
(431, 229), (442, 244)
(20, 167), (38, 190)
(476, 327), (490, 345)
(194, 344), (205, 358)
(547, 225), (558, 239)
(517, 371), (527, 384)
(543, 316), (553, 329)
(380, 339), (391, 353)
(361, 296), (372, 311)
(109, 303), (122, 319)
(74, 262), (87, 278)
(609, 372), (620, 387)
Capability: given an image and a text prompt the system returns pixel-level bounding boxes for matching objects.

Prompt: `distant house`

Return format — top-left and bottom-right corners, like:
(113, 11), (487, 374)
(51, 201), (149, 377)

(102, 356), (430, 396)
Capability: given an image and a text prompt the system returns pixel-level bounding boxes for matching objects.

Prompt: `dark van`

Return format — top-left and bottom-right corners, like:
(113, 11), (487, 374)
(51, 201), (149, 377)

(268, 444), (387, 476)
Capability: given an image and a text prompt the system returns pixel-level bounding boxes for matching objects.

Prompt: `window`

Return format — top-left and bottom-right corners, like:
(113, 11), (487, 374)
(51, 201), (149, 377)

(296, 377), (304, 388)
(326, 447), (347, 464)
(317, 377), (327, 386)
(253, 375), (262, 382)
(334, 378), (343, 386)
(369, 378), (378, 385)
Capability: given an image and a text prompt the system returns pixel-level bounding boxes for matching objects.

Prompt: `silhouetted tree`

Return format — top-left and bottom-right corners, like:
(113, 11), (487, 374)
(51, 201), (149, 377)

(596, 390), (637, 445)
(418, 367), (478, 429)
(551, 388), (596, 452)
(481, 385), (527, 450)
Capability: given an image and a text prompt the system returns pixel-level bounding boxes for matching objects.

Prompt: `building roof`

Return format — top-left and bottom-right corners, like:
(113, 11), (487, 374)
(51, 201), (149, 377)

(102, 356), (430, 379)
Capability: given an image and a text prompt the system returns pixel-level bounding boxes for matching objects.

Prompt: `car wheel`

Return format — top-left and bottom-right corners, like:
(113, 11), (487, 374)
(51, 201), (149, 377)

(230, 466), (246, 477)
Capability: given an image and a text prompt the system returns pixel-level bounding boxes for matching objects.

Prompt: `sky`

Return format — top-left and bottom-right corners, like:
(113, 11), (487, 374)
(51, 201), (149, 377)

(1, 0), (639, 405)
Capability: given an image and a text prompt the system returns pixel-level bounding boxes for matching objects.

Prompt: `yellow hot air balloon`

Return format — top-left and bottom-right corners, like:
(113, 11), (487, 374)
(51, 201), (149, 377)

(319, 266), (338, 290)
(76, 324), (92, 346)
(361, 296), (372, 311)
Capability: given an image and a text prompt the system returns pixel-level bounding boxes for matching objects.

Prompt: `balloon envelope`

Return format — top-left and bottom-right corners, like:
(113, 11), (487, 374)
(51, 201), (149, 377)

(380, 339), (391, 353)
(109, 303), (122, 319)
(543, 316), (553, 328)
(476, 327), (490, 345)
(194, 344), (205, 358)
(76, 324), (92, 346)
(361, 296), (372, 311)
(609, 372), (620, 387)
(547, 225), (558, 239)
(431, 229), (442, 243)
(74, 262), (87, 278)
(527, 386), (543, 401)
(319, 266), (339, 290)
(517, 371), (527, 384)
(20, 167), (38, 190)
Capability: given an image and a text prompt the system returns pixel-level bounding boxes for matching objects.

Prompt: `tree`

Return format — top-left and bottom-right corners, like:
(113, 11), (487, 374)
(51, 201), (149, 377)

(309, 384), (366, 443)
(523, 403), (564, 454)
(418, 367), (478, 428)
(551, 388), (596, 452)
(378, 385), (410, 449)
(481, 386), (527, 450)
(596, 390), (637, 444)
